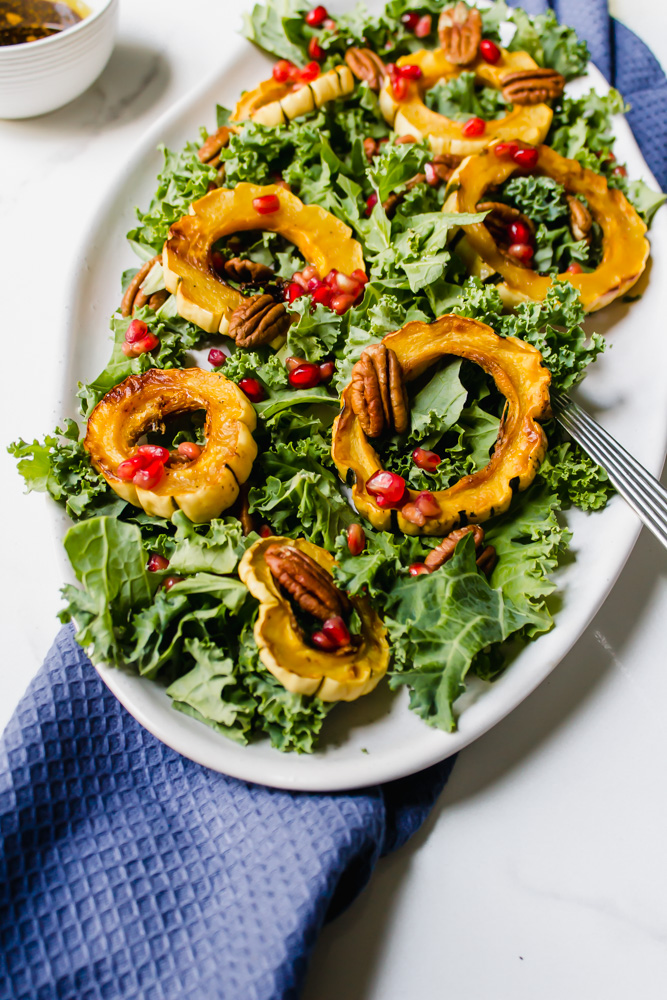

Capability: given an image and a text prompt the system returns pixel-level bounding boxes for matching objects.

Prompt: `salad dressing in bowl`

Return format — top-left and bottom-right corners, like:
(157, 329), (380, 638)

(0, 0), (89, 46)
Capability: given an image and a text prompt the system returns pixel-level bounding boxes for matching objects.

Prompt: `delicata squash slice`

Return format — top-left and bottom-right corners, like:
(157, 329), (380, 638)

(238, 537), (389, 702)
(379, 48), (553, 156)
(84, 368), (257, 522)
(231, 65), (355, 126)
(163, 182), (365, 334)
(445, 142), (649, 311)
(332, 315), (551, 536)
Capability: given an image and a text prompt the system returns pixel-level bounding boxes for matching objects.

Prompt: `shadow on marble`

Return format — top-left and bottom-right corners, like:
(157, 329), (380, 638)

(5, 42), (170, 136)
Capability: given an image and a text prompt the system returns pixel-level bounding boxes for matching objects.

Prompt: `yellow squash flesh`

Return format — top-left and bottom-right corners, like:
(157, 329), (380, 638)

(238, 537), (390, 701)
(379, 48), (552, 155)
(231, 66), (355, 126)
(332, 315), (550, 535)
(445, 142), (649, 311)
(84, 368), (257, 522)
(163, 183), (365, 334)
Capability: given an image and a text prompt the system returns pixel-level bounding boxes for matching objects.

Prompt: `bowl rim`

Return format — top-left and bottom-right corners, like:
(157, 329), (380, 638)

(0, 0), (116, 55)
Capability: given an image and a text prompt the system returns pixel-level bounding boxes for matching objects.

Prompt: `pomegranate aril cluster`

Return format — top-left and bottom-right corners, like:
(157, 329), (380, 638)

(117, 444), (169, 490)
(121, 318), (159, 358)
(285, 265), (367, 315)
(400, 10), (431, 38)
(312, 615), (351, 652)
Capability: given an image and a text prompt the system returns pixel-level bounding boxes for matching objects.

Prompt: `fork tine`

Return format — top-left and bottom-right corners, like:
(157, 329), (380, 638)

(552, 390), (667, 549)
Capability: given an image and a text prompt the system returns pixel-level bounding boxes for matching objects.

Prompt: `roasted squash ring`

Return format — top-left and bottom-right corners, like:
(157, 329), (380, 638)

(84, 368), (257, 522)
(379, 48), (552, 155)
(331, 315), (550, 536)
(163, 183), (365, 334)
(445, 142), (649, 311)
(238, 537), (390, 702)
(232, 66), (355, 126)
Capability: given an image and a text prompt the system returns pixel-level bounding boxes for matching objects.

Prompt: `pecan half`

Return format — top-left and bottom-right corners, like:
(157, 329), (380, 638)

(438, 2), (482, 66)
(345, 47), (387, 92)
(148, 289), (169, 312)
(228, 294), (291, 348)
(350, 343), (409, 438)
(566, 194), (593, 243)
(500, 68), (565, 105)
(224, 257), (276, 284)
(198, 125), (231, 167)
(231, 482), (255, 536)
(477, 201), (536, 244)
(120, 255), (162, 317)
(265, 544), (351, 621)
(424, 524), (496, 576)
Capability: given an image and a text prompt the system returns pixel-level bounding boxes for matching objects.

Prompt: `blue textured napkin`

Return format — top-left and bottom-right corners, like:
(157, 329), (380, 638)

(1, 4), (665, 999)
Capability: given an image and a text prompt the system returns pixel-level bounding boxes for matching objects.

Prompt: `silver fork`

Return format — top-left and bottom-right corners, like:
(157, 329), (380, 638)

(551, 389), (667, 549)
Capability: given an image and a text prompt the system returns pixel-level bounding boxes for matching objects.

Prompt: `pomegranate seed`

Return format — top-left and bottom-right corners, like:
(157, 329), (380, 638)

(424, 162), (440, 187)
(335, 272), (360, 294)
(365, 192), (378, 216)
(125, 318), (148, 344)
(347, 523), (366, 555)
(136, 444), (169, 463)
(613, 164), (628, 177)
(401, 11), (420, 31)
(122, 333), (159, 357)
(480, 38), (501, 64)
(211, 250), (225, 272)
(308, 36), (324, 60)
(507, 242), (534, 264)
(117, 456), (145, 481)
(415, 491), (441, 517)
(208, 348), (226, 367)
(177, 441), (201, 460)
(273, 59), (295, 83)
(302, 265), (318, 281)
(376, 491), (407, 508)
(163, 576), (183, 591)
(493, 141), (520, 159)
(462, 116), (486, 138)
(288, 362), (322, 389)
(305, 4), (327, 26)
(351, 269), (368, 286)
(285, 355), (307, 372)
(311, 630), (338, 651)
(323, 616), (351, 646)
(323, 17), (336, 30)
(259, 525), (273, 538)
(307, 276), (323, 292)
(147, 553), (169, 572)
(312, 285), (333, 307)
(392, 76), (409, 100)
(319, 360), (335, 381)
(291, 270), (309, 289)
(412, 447), (441, 471)
(566, 261), (583, 274)
(133, 458), (165, 490)
(366, 470), (406, 504)
(398, 64), (422, 80)
(395, 134), (417, 144)
(324, 268), (339, 288)
(513, 146), (539, 170)
(299, 61), (320, 82)
(330, 293), (356, 314)
(239, 377), (266, 402)
(286, 282), (306, 304)
(401, 503), (426, 526)
(508, 220), (532, 244)
(415, 14), (432, 37)
(409, 563), (430, 576)
(253, 194), (280, 215)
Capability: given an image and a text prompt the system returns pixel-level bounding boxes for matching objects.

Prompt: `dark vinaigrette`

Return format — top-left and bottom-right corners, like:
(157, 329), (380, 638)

(0, 1), (89, 46)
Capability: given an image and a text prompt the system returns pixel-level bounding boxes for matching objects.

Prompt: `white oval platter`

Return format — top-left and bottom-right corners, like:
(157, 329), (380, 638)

(56, 41), (667, 791)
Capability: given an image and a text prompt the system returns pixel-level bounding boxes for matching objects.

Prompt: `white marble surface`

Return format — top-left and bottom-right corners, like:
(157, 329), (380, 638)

(1, 1), (666, 997)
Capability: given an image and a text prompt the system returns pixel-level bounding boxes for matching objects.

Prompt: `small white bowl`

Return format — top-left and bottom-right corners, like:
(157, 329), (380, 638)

(0, 0), (118, 119)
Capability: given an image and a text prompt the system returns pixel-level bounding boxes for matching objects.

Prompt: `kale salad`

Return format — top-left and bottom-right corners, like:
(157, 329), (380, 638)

(10, 0), (665, 753)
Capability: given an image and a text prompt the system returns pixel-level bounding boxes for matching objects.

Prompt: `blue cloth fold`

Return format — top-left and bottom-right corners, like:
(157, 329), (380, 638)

(1, 4), (665, 999)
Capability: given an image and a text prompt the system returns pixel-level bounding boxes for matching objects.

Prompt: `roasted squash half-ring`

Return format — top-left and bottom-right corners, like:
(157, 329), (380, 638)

(163, 182), (365, 334)
(238, 537), (390, 701)
(84, 368), (257, 522)
(332, 315), (550, 536)
(445, 142), (649, 311)
(379, 48), (552, 156)
(232, 65), (355, 126)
